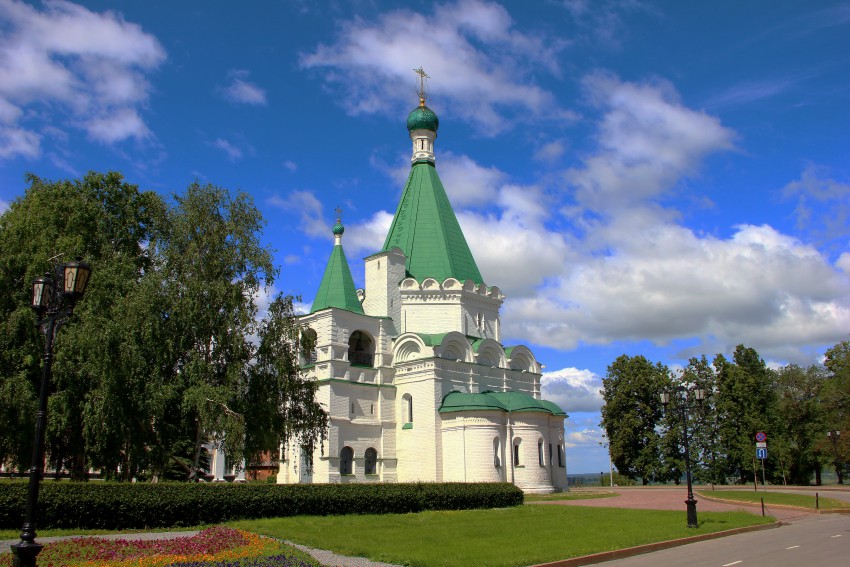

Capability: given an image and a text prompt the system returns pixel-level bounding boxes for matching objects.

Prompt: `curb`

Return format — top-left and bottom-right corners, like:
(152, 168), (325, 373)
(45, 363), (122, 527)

(529, 521), (781, 567)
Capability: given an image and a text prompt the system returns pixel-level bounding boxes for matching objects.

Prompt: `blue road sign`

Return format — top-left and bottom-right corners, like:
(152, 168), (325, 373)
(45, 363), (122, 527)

(756, 447), (767, 460)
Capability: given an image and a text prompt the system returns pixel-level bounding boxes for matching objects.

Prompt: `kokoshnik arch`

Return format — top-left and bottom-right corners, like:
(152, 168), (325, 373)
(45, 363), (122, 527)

(279, 71), (568, 493)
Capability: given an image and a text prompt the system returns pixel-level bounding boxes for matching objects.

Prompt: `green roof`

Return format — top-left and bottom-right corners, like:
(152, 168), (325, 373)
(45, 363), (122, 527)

(310, 241), (364, 315)
(407, 105), (439, 133)
(382, 162), (483, 284)
(438, 391), (508, 413)
(439, 390), (567, 416)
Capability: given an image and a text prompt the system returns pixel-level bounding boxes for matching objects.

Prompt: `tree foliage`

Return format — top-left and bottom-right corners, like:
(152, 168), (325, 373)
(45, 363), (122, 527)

(0, 172), (327, 481)
(602, 342), (850, 485)
(601, 355), (672, 484)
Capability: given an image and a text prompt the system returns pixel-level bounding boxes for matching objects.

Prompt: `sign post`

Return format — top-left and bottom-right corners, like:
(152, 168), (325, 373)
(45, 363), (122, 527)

(755, 432), (767, 487)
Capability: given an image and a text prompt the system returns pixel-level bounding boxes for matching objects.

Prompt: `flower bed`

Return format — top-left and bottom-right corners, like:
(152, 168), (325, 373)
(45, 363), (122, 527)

(0, 526), (318, 567)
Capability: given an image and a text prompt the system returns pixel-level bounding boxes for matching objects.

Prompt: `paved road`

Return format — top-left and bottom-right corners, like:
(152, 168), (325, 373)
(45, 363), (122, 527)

(598, 513), (850, 567)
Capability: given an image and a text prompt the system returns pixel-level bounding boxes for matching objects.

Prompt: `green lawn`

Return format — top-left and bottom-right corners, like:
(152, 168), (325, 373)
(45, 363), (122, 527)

(699, 490), (848, 510)
(229, 506), (772, 567)
(525, 491), (617, 502)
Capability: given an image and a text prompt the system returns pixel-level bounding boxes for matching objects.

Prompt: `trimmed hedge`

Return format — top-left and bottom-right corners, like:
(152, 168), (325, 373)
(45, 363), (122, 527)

(0, 481), (523, 530)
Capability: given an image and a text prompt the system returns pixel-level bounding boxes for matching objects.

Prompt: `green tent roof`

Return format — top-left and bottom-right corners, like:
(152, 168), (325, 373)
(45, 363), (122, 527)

(310, 241), (364, 315)
(382, 162), (483, 284)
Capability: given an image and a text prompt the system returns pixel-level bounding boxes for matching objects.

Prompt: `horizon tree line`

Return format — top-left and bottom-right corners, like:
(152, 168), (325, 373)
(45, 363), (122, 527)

(601, 342), (849, 486)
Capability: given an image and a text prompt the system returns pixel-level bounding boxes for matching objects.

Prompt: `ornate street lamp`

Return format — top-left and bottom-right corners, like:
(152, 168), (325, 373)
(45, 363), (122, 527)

(661, 385), (706, 528)
(11, 257), (91, 567)
(827, 430), (843, 485)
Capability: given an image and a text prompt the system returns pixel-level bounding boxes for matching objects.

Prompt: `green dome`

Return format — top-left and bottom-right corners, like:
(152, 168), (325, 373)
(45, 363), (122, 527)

(332, 221), (344, 236)
(407, 105), (439, 133)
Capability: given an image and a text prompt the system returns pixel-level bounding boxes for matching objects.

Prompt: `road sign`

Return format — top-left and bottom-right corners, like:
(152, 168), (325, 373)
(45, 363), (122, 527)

(756, 442), (767, 448)
(756, 447), (767, 460)
(755, 431), (767, 442)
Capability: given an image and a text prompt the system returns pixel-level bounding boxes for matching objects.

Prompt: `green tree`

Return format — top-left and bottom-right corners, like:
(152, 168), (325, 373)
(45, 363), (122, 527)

(151, 182), (276, 480)
(243, 294), (328, 470)
(601, 355), (672, 484)
(772, 364), (827, 484)
(714, 345), (777, 484)
(0, 172), (163, 478)
(822, 341), (850, 482)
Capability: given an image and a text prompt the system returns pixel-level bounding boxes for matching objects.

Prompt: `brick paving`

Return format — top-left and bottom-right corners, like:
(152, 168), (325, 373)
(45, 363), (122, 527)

(532, 486), (815, 521)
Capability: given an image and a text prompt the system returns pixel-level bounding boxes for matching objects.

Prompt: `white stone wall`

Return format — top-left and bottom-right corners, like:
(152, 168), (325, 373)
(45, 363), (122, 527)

(440, 413), (506, 483)
(398, 278), (503, 339)
(363, 248), (405, 323)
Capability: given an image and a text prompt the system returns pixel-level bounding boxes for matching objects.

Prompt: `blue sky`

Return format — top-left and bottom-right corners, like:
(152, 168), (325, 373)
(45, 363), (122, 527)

(1, 0), (849, 473)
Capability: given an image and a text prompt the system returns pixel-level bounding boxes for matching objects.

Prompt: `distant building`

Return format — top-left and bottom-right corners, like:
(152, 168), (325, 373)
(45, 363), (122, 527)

(277, 85), (568, 493)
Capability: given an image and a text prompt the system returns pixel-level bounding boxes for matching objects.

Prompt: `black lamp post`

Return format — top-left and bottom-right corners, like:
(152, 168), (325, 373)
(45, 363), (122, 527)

(827, 430), (843, 485)
(661, 385), (706, 528)
(10, 258), (91, 567)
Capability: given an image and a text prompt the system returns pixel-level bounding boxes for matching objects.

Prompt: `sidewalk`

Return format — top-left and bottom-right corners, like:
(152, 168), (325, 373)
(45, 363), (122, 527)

(531, 486), (815, 521)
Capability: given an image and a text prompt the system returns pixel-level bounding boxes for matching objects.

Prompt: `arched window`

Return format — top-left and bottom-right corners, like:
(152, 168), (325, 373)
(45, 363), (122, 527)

(340, 446), (354, 475)
(365, 448), (378, 475)
(538, 440), (545, 466)
(557, 444), (565, 467)
(348, 331), (374, 367)
(493, 437), (501, 468)
(401, 393), (413, 424)
(513, 438), (521, 467)
(301, 328), (318, 365)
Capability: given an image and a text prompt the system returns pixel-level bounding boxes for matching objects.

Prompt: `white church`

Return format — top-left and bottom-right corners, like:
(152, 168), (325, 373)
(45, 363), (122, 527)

(276, 78), (568, 493)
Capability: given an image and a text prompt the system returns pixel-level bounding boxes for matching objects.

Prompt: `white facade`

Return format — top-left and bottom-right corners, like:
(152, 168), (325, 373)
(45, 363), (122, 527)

(278, 257), (568, 493)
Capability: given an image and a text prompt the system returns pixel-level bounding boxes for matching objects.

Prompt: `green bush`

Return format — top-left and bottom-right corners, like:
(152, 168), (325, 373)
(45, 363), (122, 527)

(0, 481), (523, 530)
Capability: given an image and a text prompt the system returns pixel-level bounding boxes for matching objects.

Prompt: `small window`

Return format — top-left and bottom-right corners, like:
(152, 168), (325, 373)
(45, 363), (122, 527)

(370, 403), (374, 415)
(513, 439), (521, 467)
(538, 441), (544, 466)
(548, 443), (552, 463)
(402, 393), (413, 424)
(365, 448), (378, 475)
(493, 437), (501, 468)
(351, 402), (355, 415)
(340, 446), (354, 475)
(557, 444), (564, 467)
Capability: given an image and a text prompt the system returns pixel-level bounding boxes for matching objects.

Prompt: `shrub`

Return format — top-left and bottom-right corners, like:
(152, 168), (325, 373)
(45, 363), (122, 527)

(0, 481), (523, 530)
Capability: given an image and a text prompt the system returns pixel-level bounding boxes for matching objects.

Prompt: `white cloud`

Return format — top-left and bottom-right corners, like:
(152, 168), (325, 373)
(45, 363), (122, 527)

(210, 138), (242, 161)
(541, 367), (604, 413)
(300, 0), (567, 135)
(505, 221), (850, 362)
(0, 198), (9, 213)
(219, 70), (267, 105)
(345, 210), (394, 255)
(268, 190), (327, 239)
(0, 0), (165, 155)
(0, 126), (40, 158)
(781, 164), (850, 247)
(534, 140), (565, 162)
(567, 72), (736, 214)
(282, 160), (298, 172)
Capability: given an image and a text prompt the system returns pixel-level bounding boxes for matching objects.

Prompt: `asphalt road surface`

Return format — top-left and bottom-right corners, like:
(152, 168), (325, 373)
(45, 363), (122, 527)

(598, 513), (850, 567)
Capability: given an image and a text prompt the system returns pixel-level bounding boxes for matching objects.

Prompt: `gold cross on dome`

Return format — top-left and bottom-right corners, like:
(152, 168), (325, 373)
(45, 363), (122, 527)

(413, 66), (429, 103)
(334, 206), (342, 222)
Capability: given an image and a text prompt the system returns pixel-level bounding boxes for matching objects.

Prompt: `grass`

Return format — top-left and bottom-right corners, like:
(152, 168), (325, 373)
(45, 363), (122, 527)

(229, 505), (773, 567)
(699, 489), (848, 510)
(524, 491), (617, 502)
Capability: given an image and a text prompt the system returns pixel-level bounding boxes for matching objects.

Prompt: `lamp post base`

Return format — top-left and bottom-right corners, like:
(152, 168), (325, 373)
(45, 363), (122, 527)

(11, 540), (43, 567)
(685, 496), (698, 528)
